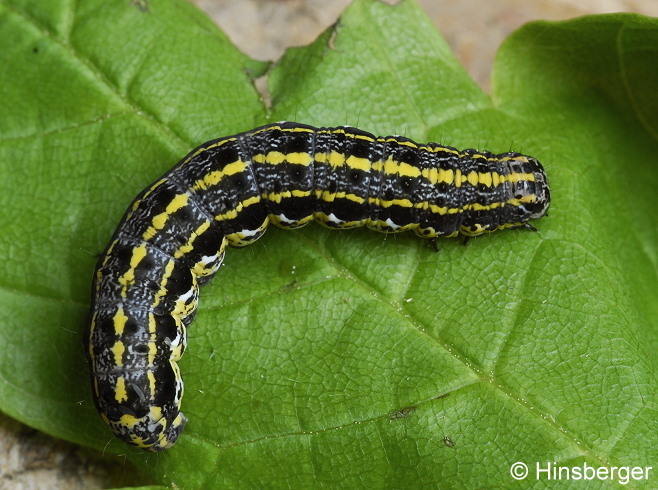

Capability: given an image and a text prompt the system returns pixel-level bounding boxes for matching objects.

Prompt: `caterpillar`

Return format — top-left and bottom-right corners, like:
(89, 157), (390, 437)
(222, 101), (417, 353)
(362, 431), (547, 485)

(84, 122), (550, 451)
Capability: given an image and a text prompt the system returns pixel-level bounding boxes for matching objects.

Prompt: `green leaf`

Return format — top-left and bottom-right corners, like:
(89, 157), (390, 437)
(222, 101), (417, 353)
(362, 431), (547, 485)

(1, 0), (657, 488)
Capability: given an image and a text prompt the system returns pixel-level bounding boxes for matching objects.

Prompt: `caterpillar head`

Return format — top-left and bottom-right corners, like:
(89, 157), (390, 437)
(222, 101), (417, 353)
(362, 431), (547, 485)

(507, 154), (551, 223)
(459, 153), (550, 236)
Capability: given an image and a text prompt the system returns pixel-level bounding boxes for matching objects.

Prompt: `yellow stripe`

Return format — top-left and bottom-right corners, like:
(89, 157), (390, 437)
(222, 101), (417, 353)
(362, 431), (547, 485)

(419, 144), (460, 156)
(147, 371), (156, 398)
(367, 158), (535, 188)
(252, 151), (313, 165)
(251, 125), (278, 136)
(264, 189), (313, 203)
(149, 406), (163, 422)
(506, 172), (535, 183)
(372, 156), (421, 178)
(428, 204), (449, 215)
(215, 195), (261, 221)
(151, 259), (176, 309)
(287, 152), (313, 165)
(148, 313), (157, 365)
(316, 127), (375, 142)
(173, 220), (211, 259)
(191, 160), (247, 191)
(479, 172), (492, 187)
(352, 132), (375, 142)
(264, 151), (285, 164)
(415, 144), (529, 165)
(292, 189), (310, 198)
(374, 197), (414, 208)
(265, 191), (290, 204)
(185, 137), (237, 163)
(336, 191), (365, 204)
(382, 137), (418, 149)
(143, 193), (189, 240)
(113, 308), (128, 336)
(111, 340), (125, 368)
(342, 192), (366, 204)
(317, 189), (335, 202)
(114, 377), (128, 402)
(328, 151), (345, 167)
(471, 201), (503, 211)
(119, 413), (139, 429)
(282, 125), (314, 134)
(345, 155), (371, 171)
(314, 190), (366, 204)
(507, 194), (536, 206)
(357, 195), (528, 217)
(119, 243), (147, 296)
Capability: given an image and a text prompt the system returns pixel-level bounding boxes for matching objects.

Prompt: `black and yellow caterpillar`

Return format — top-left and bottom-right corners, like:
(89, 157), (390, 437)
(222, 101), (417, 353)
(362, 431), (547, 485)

(85, 122), (550, 450)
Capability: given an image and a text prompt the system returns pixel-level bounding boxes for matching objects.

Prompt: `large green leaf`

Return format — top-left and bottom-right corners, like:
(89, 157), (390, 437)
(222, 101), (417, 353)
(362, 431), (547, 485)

(1, 0), (656, 487)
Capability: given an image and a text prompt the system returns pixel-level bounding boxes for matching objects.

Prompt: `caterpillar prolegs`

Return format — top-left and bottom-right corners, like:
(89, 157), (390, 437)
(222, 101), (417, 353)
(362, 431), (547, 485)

(85, 122), (550, 450)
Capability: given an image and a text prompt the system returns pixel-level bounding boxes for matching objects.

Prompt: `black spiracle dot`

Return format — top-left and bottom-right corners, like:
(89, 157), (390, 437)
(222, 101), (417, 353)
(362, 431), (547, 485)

(124, 319), (138, 335)
(133, 343), (149, 354)
(348, 170), (362, 183)
(231, 173), (248, 191)
(141, 258), (154, 270)
(399, 176), (415, 192)
(288, 166), (304, 180)
(178, 208), (192, 221)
